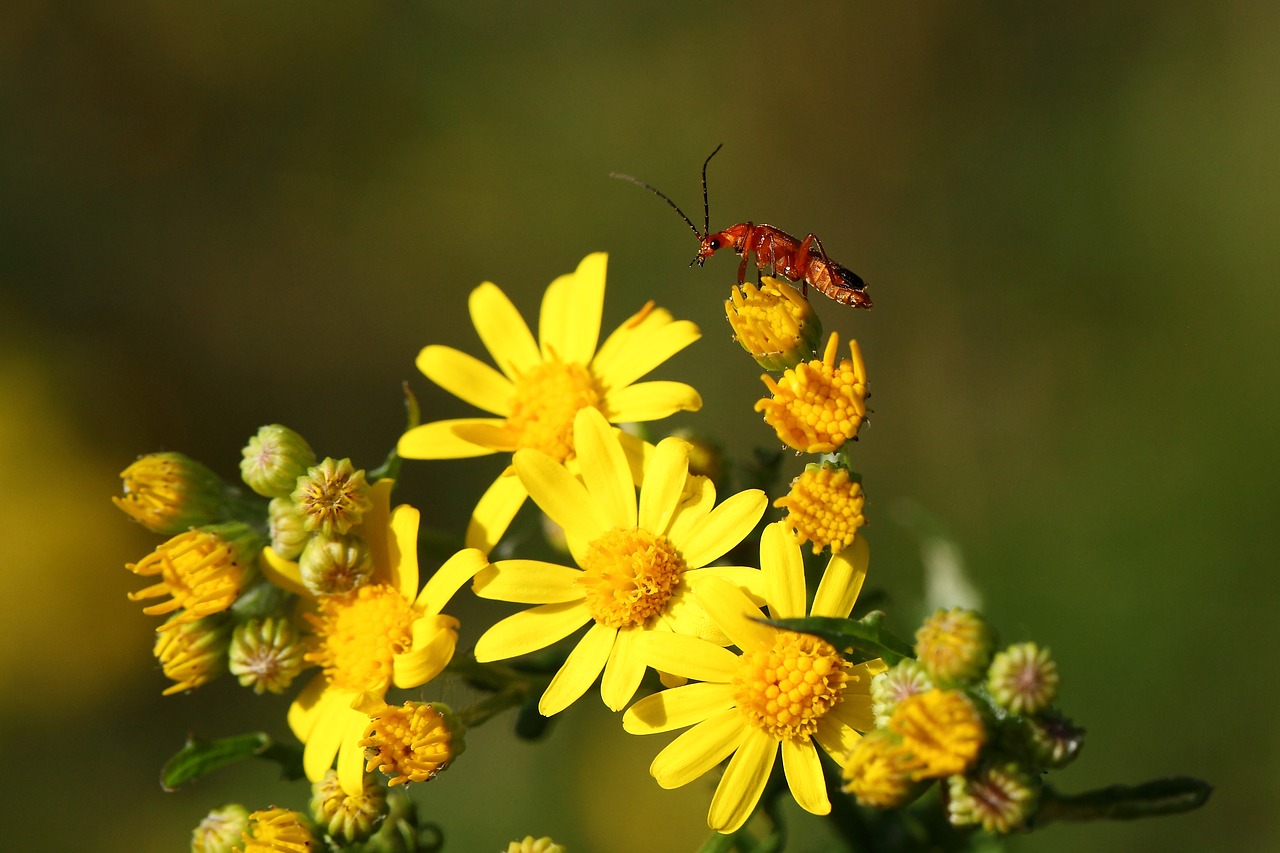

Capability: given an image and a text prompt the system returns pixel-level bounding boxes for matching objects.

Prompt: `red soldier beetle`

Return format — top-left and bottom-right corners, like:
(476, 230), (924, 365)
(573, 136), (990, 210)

(611, 145), (872, 309)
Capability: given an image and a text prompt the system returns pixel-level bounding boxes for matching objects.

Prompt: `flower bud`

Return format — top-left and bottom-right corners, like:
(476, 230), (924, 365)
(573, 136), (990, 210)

(725, 276), (823, 371)
(292, 457), (373, 536)
(240, 424), (317, 499)
(987, 642), (1059, 715)
(915, 607), (996, 684)
(841, 729), (927, 808)
(228, 617), (309, 694)
(267, 497), (309, 560)
(128, 521), (264, 627)
(505, 837), (566, 853)
(154, 613), (231, 695)
(871, 659), (934, 726)
(310, 769), (387, 845)
(947, 762), (1039, 834)
(114, 452), (239, 534)
(240, 808), (317, 852)
(360, 701), (467, 786)
(1025, 710), (1085, 769)
(888, 689), (985, 779)
(299, 533), (373, 595)
(191, 803), (250, 853)
(773, 463), (866, 554)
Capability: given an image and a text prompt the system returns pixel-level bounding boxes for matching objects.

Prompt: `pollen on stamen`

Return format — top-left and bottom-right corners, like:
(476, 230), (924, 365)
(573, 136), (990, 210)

(754, 333), (869, 454)
(305, 585), (417, 694)
(506, 361), (602, 462)
(774, 463), (866, 554)
(732, 632), (850, 741)
(575, 528), (687, 629)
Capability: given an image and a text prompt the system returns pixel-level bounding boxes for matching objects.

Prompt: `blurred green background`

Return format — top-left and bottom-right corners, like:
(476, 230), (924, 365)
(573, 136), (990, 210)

(3, 1), (1275, 850)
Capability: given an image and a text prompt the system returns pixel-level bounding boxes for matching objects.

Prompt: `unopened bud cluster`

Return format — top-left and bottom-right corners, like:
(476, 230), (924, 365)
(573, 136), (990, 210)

(843, 608), (1083, 834)
(115, 424), (380, 698)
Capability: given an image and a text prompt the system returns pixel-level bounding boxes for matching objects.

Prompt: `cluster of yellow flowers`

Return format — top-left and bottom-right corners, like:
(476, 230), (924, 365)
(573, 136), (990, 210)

(118, 253), (1094, 851)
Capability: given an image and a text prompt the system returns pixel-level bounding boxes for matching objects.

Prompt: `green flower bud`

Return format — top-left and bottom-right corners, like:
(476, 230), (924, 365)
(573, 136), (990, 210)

(871, 659), (934, 727)
(292, 457), (372, 536)
(947, 761), (1040, 834)
(228, 616), (309, 694)
(987, 642), (1059, 715)
(915, 607), (996, 684)
(114, 452), (241, 534)
(299, 532), (372, 595)
(268, 497), (309, 560)
(240, 424), (317, 498)
(1025, 710), (1085, 770)
(191, 803), (250, 853)
(310, 769), (387, 845)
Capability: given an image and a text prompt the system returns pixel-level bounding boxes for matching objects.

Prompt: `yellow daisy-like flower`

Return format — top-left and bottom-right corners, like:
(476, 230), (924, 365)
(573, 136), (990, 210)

(773, 463), (866, 554)
(262, 481), (486, 795)
(472, 406), (768, 716)
(755, 332), (868, 454)
(623, 522), (886, 833)
(397, 252), (703, 551)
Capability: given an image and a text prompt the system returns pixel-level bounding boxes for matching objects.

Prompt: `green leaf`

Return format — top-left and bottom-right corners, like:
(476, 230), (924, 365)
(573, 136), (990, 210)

(160, 732), (304, 791)
(1035, 777), (1213, 826)
(760, 611), (915, 665)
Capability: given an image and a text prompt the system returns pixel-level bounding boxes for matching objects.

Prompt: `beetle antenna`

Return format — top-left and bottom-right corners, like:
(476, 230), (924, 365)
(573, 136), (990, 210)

(700, 143), (723, 237)
(610, 172), (702, 238)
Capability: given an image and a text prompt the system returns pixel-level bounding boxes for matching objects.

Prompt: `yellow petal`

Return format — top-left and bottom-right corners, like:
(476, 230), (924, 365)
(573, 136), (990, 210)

(690, 575), (775, 653)
(417, 344), (514, 416)
(514, 448), (609, 543)
(472, 559), (584, 604)
(397, 418), (506, 460)
(827, 689), (877, 735)
(708, 727), (777, 833)
(540, 253), (605, 366)
(394, 614), (458, 688)
(623, 682), (737, 734)
(666, 476), (716, 546)
(811, 534), (868, 619)
(813, 713), (863, 767)
(762, 521), (806, 620)
(287, 673), (328, 741)
(573, 407), (636, 531)
(469, 282), (541, 382)
(261, 546), (308, 597)
(674, 489), (768, 569)
(417, 548), (489, 614)
(636, 630), (740, 683)
(299, 687), (359, 783)
(593, 309), (701, 390)
(600, 626), (647, 711)
(386, 505), (420, 600)
(602, 380), (703, 422)
(361, 480), (394, 577)
(336, 711), (370, 795)
(465, 470), (528, 552)
(539, 621), (615, 716)
(648, 709), (744, 790)
(781, 738), (830, 816)
(637, 437), (689, 535)
(473, 601), (591, 662)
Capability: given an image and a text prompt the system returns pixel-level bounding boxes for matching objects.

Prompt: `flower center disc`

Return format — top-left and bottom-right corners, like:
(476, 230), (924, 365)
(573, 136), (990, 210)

(576, 528), (686, 629)
(307, 584), (415, 693)
(733, 632), (850, 740)
(507, 361), (601, 462)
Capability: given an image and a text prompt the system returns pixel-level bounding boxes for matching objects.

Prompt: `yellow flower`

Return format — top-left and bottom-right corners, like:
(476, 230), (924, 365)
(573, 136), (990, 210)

(773, 463), (866, 554)
(472, 407), (768, 716)
(755, 332), (868, 454)
(127, 522), (261, 628)
(360, 700), (464, 786)
(262, 481), (485, 795)
(234, 807), (316, 853)
(724, 276), (823, 371)
(623, 522), (886, 833)
(505, 837), (565, 853)
(397, 253), (702, 551)
(888, 689), (985, 778)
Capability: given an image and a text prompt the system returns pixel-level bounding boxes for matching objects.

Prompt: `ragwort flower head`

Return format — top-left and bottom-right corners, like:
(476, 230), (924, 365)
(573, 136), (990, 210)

(773, 463), (866, 554)
(127, 521), (262, 627)
(472, 406), (768, 716)
(397, 253), (703, 551)
(755, 332), (868, 454)
(724, 276), (823, 371)
(624, 522), (886, 834)
(262, 480), (485, 795)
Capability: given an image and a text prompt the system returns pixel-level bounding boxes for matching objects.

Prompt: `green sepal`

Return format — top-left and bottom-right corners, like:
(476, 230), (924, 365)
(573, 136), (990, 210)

(1034, 777), (1213, 826)
(760, 611), (915, 666)
(160, 732), (304, 791)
